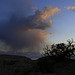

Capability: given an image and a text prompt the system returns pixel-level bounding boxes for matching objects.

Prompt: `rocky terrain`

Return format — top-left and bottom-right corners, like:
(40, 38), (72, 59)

(0, 55), (34, 75)
(0, 55), (75, 75)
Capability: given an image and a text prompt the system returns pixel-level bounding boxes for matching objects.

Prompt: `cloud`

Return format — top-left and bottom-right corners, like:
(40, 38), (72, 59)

(50, 32), (53, 35)
(35, 6), (60, 20)
(72, 6), (75, 9)
(64, 6), (75, 10)
(0, 0), (60, 52)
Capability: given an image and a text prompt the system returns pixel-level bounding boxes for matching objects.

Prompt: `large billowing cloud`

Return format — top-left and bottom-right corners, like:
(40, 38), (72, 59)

(0, 0), (60, 52)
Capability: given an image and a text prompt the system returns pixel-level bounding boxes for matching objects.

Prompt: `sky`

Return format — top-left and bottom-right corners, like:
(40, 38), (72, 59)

(31, 0), (75, 43)
(0, 0), (75, 58)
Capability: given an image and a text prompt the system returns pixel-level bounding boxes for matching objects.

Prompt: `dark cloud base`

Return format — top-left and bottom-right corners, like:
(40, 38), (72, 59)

(0, 0), (60, 52)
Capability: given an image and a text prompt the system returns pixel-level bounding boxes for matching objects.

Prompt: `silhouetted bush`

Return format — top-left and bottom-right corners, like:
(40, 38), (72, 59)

(42, 39), (75, 61)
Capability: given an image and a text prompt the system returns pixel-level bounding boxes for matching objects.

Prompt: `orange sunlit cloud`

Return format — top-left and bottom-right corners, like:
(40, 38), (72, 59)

(40, 6), (60, 20)
(64, 6), (75, 10)
(50, 32), (53, 35)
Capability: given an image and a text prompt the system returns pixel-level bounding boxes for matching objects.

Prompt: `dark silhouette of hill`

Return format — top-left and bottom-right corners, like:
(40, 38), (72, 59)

(0, 54), (75, 75)
(37, 56), (75, 75)
(0, 54), (35, 75)
(0, 54), (56, 75)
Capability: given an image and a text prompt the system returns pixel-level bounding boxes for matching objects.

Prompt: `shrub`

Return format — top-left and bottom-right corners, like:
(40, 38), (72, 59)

(42, 39), (75, 60)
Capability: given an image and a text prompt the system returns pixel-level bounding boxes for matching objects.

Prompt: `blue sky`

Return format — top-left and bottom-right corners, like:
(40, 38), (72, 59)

(31, 0), (75, 43)
(0, 0), (75, 58)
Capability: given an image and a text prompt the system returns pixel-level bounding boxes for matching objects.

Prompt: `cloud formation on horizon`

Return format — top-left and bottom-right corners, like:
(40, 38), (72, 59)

(0, 0), (60, 52)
